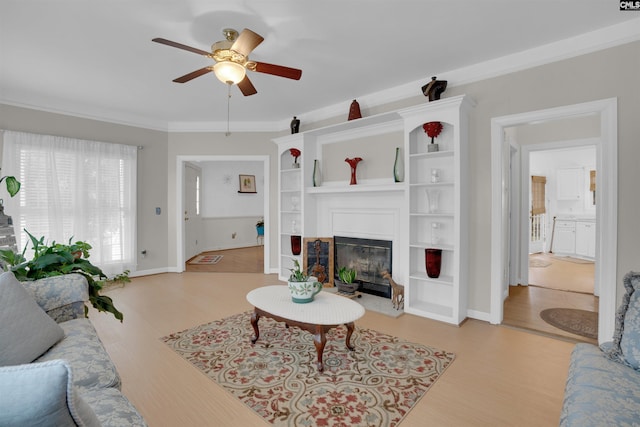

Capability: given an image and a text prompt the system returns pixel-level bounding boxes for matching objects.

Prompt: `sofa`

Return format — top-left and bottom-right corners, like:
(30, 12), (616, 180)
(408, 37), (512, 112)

(0, 271), (146, 426)
(560, 271), (640, 426)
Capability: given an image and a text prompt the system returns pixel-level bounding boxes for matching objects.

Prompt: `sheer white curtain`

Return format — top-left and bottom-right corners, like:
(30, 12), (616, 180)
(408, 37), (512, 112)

(1, 131), (137, 276)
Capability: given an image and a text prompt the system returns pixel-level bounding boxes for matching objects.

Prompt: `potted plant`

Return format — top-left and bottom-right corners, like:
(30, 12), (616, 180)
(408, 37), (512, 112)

(256, 218), (264, 236)
(287, 259), (322, 303)
(337, 266), (359, 294)
(0, 229), (128, 321)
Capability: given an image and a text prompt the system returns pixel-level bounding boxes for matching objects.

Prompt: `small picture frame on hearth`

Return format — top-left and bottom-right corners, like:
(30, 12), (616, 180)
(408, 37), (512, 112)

(303, 237), (334, 287)
(238, 175), (257, 193)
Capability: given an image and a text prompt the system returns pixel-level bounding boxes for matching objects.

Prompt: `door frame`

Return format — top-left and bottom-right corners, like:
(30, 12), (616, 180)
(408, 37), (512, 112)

(490, 98), (617, 344)
(175, 155), (270, 273)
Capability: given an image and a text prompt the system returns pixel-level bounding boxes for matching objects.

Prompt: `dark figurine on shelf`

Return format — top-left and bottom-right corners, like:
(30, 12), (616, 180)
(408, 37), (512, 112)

(290, 116), (300, 134)
(348, 100), (362, 121)
(421, 76), (447, 101)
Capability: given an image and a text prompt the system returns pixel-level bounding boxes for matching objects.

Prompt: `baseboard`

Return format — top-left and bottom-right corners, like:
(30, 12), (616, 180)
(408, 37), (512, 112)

(130, 267), (172, 277)
(467, 309), (491, 322)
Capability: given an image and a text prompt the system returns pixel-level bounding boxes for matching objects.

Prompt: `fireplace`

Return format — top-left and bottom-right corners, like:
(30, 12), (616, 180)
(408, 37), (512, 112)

(333, 236), (392, 298)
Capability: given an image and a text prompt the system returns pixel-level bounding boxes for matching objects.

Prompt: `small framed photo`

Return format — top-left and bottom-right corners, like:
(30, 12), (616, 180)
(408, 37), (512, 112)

(238, 175), (257, 193)
(303, 237), (334, 287)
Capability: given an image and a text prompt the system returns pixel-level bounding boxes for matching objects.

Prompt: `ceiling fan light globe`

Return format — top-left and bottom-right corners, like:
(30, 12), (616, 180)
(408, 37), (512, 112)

(213, 61), (246, 85)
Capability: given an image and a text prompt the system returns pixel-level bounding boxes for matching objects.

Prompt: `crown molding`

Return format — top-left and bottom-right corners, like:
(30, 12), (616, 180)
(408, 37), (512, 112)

(4, 18), (639, 133)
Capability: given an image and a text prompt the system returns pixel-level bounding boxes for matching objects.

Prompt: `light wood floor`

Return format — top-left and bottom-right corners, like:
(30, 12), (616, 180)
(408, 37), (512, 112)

(503, 254), (598, 344)
(185, 246), (264, 273)
(90, 272), (575, 427)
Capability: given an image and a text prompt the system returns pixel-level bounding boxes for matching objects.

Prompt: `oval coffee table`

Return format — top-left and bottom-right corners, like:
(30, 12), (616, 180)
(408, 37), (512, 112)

(246, 285), (365, 372)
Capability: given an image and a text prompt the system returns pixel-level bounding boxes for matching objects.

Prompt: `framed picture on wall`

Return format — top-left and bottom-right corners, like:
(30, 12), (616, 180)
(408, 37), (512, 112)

(238, 174), (257, 193)
(303, 237), (334, 287)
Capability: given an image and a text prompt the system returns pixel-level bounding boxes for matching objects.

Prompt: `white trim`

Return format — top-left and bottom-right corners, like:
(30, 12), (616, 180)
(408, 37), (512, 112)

(175, 155), (271, 273)
(490, 98), (617, 344)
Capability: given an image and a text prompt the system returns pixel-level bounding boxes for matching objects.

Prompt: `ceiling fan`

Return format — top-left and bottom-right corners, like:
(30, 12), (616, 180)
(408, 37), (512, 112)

(152, 28), (302, 96)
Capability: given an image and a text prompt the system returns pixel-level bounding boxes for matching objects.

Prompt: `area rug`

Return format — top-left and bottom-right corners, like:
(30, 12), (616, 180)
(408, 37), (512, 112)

(529, 258), (551, 268)
(539, 308), (598, 340)
(161, 311), (455, 426)
(188, 254), (223, 265)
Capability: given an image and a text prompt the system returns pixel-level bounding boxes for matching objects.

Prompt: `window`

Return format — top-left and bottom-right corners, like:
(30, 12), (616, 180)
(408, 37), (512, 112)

(1, 131), (137, 276)
(531, 175), (547, 215)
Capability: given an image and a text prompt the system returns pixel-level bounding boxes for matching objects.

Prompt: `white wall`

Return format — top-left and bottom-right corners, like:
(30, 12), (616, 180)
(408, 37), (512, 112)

(199, 160), (264, 250)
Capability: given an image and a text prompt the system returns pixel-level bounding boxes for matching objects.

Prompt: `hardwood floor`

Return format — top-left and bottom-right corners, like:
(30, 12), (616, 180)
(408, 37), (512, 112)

(503, 254), (598, 344)
(90, 272), (576, 427)
(185, 246), (264, 273)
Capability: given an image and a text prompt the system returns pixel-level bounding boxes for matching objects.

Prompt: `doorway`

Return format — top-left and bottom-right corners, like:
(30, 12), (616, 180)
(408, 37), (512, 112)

(490, 98), (618, 344)
(175, 155), (270, 274)
(504, 142), (599, 340)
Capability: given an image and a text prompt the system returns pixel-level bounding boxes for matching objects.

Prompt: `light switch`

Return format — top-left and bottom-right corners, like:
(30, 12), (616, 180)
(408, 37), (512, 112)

(155, 207), (161, 215)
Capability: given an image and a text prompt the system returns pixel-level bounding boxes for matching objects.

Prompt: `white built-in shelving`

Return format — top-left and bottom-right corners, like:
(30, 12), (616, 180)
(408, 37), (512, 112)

(273, 95), (474, 324)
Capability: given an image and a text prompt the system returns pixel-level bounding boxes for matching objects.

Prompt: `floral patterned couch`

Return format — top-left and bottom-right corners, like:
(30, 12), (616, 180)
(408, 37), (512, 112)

(0, 272), (146, 426)
(560, 271), (640, 426)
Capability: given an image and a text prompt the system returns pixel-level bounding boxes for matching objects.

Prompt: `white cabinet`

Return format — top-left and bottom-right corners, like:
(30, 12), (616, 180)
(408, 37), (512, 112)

(557, 168), (582, 200)
(552, 218), (596, 259)
(576, 221), (596, 258)
(553, 220), (576, 254)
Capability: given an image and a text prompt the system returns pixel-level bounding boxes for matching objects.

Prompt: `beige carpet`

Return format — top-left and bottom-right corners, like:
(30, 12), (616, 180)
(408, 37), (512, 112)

(529, 253), (594, 294)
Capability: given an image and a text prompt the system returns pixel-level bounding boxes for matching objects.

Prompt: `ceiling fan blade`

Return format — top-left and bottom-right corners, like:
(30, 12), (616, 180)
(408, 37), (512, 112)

(253, 62), (302, 80)
(237, 76), (258, 96)
(231, 29), (264, 57)
(173, 67), (212, 83)
(152, 38), (211, 56)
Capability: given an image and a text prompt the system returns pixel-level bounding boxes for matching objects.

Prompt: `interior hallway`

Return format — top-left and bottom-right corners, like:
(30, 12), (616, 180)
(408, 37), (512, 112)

(503, 253), (597, 344)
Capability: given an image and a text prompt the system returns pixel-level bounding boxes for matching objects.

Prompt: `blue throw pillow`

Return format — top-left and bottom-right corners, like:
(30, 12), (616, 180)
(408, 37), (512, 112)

(0, 359), (101, 426)
(605, 271), (640, 369)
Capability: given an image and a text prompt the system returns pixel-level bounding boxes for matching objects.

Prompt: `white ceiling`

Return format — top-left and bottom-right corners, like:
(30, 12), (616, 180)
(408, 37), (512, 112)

(1, 1), (639, 132)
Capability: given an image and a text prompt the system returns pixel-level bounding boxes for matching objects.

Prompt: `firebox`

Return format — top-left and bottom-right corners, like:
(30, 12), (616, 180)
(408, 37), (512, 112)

(333, 236), (392, 298)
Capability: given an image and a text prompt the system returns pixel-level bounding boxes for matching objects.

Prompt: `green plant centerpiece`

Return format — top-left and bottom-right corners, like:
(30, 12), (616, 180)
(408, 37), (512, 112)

(256, 218), (264, 236)
(0, 229), (128, 321)
(287, 259), (322, 303)
(337, 266), (359, 294)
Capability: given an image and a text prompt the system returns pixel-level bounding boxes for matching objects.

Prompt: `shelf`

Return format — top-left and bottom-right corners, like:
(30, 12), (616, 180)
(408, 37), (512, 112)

(409, 272), (454, 285)
(410, 182), (454, 188)
(410, 150), (454, 159)
(405, 301), (453, 318)
(307, 182), (404, 194)
(410, 212), (454, 217)
(281, 167), (302, 173)
(410, 242), (454, 251)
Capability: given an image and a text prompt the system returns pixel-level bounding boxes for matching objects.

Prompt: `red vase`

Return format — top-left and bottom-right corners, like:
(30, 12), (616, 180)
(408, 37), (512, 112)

(291, 235), (302, 255)
(425, 248), (442, 278)
(345, 157), (363, 185)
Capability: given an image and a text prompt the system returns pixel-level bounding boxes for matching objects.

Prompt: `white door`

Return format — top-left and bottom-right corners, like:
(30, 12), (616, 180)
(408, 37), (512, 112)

(184, 164), (202, 261)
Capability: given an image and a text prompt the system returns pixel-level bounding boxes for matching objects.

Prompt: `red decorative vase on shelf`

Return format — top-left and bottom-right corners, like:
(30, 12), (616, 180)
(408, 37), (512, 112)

(345, 157), (363, 185)
(291, 235), (302, 255)
(425, 248), (442, 278)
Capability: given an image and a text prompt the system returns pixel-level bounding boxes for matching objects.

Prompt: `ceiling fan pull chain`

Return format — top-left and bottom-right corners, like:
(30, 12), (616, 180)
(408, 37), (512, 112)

(226, 83), (231, 136)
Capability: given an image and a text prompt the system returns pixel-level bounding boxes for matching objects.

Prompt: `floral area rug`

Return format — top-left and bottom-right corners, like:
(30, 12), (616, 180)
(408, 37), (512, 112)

(161, 311), (455, 426)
